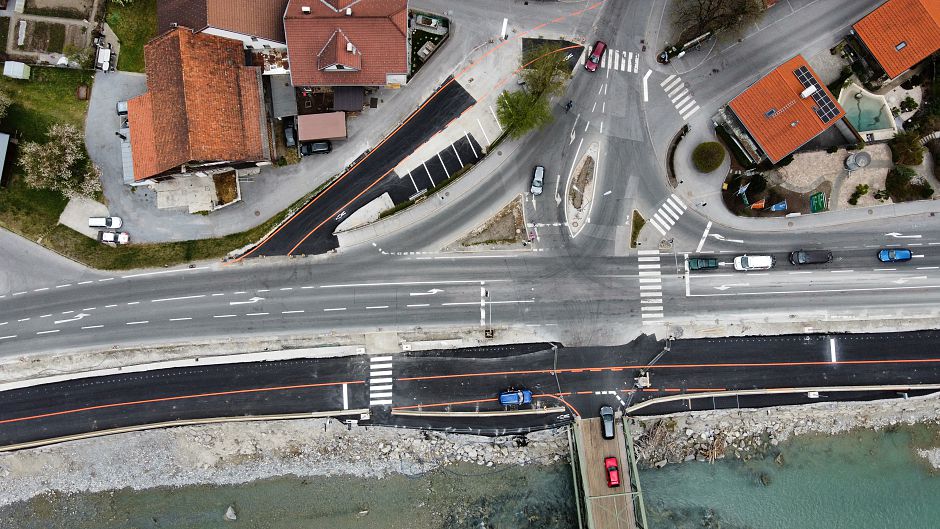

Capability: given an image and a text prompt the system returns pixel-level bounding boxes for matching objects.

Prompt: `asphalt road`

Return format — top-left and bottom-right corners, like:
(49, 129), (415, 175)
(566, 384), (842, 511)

(4, 331), (940, 447)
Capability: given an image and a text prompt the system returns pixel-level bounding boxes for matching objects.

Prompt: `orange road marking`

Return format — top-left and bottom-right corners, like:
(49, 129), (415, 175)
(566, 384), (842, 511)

(0, 380), (364, 426)
(235, 1), (606, 260)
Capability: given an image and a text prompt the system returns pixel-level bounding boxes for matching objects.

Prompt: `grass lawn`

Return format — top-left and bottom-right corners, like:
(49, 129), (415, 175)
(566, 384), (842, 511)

(0, 66), (93, 142)
(106, 0), (156, 73)
(630, 210), (645, 248)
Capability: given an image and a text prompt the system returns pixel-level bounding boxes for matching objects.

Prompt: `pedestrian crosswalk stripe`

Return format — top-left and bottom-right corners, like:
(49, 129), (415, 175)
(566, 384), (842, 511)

(641, 306), (664, 312)
(661, 74), (675, 86)
(638, 256), (661, 262)
(370, 356), (393, 362)
(682, 105), (701, 120)
(648, 217), (667, 235)
(677, 99), (696, 114)
(660, 202), (681, 220)
(653, 211), (673, 227)
(669, 194), (687, 209)
(637, 250), (661, 255)
(670, 87), (688, 101)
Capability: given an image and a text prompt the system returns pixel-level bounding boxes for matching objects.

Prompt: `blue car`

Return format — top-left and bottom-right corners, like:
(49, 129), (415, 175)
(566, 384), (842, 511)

(878, 248), (912, 262)
(499, 388), (533, 406)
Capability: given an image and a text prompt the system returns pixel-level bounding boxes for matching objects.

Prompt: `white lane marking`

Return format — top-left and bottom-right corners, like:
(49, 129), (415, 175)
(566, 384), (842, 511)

(0, 335), (17, 340)
(36, 330), (60, 335)
(246, 312), (269, 316)
(212, 293), (225, 297)
(17, 318), (30, 322)
(320, 280), (506, 288)
(500, 17), (507, 38)
(126, 321), (149, 325)
(82, 325), (104, 329)
(282, 310), (305, 314)
(213, 314), (237, 318)
(643, 69), (651, 102)
(121, 266), (209, 279)
(324, 307), (347, 312)
(829, 337), (837, 363)
(127, 301), (140, 305)
(12, 292), (26, 296)
(695, 221), (713, 253)
(53, 313), (89, 325)
(917, 266), (939, 270)
(98, 278), (115, 282)
(257, 289), (271, 293)
(342, 383), (349, 410)
(408, 172), (420, 193)
(150, 294), (206, 303)
(33, 287), (48, 292)
(633, 56), (639, 73)
(78, 281), (93, 285)
(0, 322), (5, 326)
(875, 268), (896, 271)
(830, 270), (854, 273)
(55, 284), (71, 288)
(229, 296), (264, 305)
(280, 287), (293, 291)
(406, 303), (430, 307)
(105, 304), (118, 308)
(789, 271), (813, 274)
(39, 314), (51, 318)
(366, 306), (389, 309)
(169, 317), (193, 321)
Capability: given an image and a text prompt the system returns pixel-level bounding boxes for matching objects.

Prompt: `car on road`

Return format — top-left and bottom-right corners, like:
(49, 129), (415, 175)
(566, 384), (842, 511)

(733, 254), (775, 271)
(789, 250), (833, 265)
(300, 140), (331, 156)
(878, 248), (912, 263)
(499, 388), (533, 406)
(584, 40), (607, 72)
(89, 216), (123, 229)
(604, 456), (621, 487)
(599, 405), (615, 439)
(98, 231), (129, 245)
(530, 165), (545, 196)
(688, 257), (718, 270)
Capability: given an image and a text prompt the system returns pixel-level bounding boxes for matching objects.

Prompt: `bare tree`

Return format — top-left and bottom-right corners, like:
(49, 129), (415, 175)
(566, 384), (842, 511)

(18, 123), (101, 198)
(673, 0), (765, 42)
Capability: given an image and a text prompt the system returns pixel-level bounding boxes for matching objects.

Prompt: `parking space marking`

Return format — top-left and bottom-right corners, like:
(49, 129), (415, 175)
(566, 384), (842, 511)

(408, 172), (421, 193)
(465, 132), (479, 158)
(423, 162), (435, 186)
(438, 153), (450, 177)
(476, 118), (491, 144)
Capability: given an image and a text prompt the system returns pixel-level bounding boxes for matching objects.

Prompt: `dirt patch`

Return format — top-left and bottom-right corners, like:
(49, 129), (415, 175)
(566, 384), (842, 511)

(18, 20), (87, 54)
(569, 156), (595, 210)
(457, 197), (525, 246)
(723, 174), (830, 217)
(213, 171), (239, 206)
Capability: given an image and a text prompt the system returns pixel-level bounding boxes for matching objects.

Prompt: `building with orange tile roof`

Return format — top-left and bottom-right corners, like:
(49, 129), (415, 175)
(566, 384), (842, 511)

(127, 28), (270, 182)
(851, 0), (940, 81)
(284, 0), (409, 87)
(722, 55), (846, 164)
(158, 0), (290, 49)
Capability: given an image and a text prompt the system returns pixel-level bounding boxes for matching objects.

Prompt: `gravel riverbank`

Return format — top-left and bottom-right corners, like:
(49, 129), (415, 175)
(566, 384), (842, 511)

(632, 392), (940, 469)
(0, 419), (570, 509)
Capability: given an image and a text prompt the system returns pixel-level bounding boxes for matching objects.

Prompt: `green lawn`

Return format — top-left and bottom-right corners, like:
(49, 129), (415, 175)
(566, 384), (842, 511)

(106, 0), (157, 72)
(0, 66), (93, 142)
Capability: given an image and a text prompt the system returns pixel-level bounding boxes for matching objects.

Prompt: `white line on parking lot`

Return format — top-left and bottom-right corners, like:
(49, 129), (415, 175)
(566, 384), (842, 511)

(423, 161), (435, 186)
(452, 143), (464, 167)
(476, 118), (490, 144)
(438, 153), (450, 177)
(408, 172), (420, 193)
(465, 132), (478, 159)
(489, 105), (503, 131)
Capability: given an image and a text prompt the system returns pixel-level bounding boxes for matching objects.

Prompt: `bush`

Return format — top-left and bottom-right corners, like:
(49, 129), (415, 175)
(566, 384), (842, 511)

(890, 131), (924, 166)
(746, 173), (767, 196)
(885, 165), (933, 202)
(900, 96), (919, 113)
(928, 139), (940, 179)
(848, 184), (870, 205)
(691, 142), (726, 173)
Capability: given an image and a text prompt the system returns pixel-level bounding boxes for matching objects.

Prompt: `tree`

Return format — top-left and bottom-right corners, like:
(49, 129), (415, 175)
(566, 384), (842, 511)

(17, 123), (101, 198)
(520, 44), (573, 99)
(691, 142), (725, 172)
(673, 0), (765, 41)
(496, 90), (553, 139)
(0, 88), (11, 121)
(890, 131), (924, 166)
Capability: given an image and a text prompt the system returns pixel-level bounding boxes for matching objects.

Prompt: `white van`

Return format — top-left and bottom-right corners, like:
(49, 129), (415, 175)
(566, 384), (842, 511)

(89, 216), (123, 229)
(733, 254), (774, 271)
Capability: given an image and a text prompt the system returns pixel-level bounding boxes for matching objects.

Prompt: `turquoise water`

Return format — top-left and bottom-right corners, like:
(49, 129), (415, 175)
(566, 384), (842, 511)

(640, 425), (940, 529)
(841, 87), (894, 132)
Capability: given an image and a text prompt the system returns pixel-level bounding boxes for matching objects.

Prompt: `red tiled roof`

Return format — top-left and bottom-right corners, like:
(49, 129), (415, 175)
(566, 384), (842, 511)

(284, 0), (408, 86)
(728, 55), (845, 164)
(128, 28), (267, 181)
(853, 0), (940, 80)
(158, 0), (290, 43)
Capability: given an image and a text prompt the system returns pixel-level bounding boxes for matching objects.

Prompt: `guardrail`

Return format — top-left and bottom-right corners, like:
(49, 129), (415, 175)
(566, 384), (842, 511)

(391, 406), (566, 418)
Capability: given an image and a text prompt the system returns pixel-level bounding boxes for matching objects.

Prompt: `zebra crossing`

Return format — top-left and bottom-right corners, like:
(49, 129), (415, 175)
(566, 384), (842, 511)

(647, 194), (687, 236)
(660, 74), (700, 121)
(583, 48), (641, 73)
(369, 355), (394, 406)
(637, 250), (664, 325)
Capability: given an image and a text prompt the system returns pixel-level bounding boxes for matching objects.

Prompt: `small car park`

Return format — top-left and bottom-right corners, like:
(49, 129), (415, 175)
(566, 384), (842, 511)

(604, 456), (621, 487)
(789, 250), (832, 265)
(499, 388), (533, 407)
(98, 231), (129, 245)
(300, 140), (332, 156)
(878, 248), (912, 263)
(733, 254), (775, 271)
(584, 40), (607, 72)
(688, 257), (718, 270)
(530, 165), (545, 196)
(599, 405), (615, 439)
(89, 216), (123, 229)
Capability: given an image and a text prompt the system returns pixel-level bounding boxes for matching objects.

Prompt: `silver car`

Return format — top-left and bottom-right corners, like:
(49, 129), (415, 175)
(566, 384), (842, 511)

(530, 165), (545, 196)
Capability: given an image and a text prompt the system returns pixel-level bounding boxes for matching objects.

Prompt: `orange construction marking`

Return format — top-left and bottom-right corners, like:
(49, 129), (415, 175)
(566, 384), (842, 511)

(235, 1), (606, 260)
(0, 380), (364, 426)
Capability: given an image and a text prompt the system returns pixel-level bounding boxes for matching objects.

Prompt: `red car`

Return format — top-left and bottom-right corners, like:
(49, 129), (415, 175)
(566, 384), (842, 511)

(585, 40), (607, 72)
(604, 456), (620, 487)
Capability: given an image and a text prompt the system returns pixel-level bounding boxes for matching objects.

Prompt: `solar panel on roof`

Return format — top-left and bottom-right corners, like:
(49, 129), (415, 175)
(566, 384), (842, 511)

(793, 65), (840, 124)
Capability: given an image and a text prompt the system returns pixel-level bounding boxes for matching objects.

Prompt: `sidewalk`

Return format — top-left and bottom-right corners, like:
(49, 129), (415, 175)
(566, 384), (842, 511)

(670, 114), (940, 235)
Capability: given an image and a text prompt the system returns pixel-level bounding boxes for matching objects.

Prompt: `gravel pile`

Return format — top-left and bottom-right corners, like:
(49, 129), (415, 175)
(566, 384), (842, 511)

(0, 419), (569, 508)
(632, 392), (940, 468)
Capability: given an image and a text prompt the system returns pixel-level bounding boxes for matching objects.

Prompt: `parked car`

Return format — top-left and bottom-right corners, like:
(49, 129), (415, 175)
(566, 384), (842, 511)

(733, 254), (775, 271)
(116, 100), (128, 116)
(300, 141), (332, 156)
(284, 123), (296, 148)
(585, 40), (607, 72)
(599, 405), (615, 439)
(498, 388), (532, 406)
(878, 248), (912, 263)
(604, 456), (621, 487)
(688, 257), (718, 270)
(789, 250), (832, 265)
(98, 231), (129, 245)
(530, 165), (545, 196)
(89, 216), (123, 229)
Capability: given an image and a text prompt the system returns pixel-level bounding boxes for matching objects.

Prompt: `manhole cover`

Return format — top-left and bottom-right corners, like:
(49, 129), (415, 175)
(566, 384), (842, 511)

(255, 210), (260, 216)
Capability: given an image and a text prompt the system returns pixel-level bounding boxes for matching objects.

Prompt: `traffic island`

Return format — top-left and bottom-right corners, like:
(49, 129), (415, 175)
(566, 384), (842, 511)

(565, 143), (599, 238)
(448, 196), (528, 250)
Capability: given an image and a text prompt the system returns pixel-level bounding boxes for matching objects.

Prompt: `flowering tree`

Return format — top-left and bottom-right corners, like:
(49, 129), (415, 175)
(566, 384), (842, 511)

(17, 123), (102, 198)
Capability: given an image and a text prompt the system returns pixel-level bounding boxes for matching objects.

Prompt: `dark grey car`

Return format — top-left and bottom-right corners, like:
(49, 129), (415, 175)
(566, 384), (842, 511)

(789, 249), (832, 265)
(600, 405), (615, 439)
